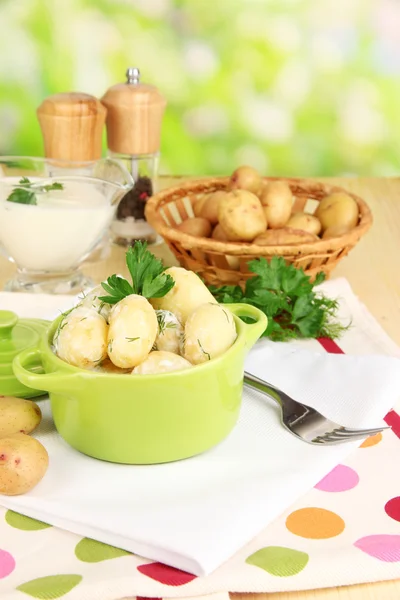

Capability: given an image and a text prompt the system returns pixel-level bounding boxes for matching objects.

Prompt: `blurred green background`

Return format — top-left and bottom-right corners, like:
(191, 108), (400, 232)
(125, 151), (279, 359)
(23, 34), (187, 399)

(1, 0), (400, 177)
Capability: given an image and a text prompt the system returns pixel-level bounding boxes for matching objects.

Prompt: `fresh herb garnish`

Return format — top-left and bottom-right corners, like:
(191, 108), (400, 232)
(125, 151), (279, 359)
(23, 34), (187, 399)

(156, 311), (177, 335)
(198, 338), (211, 360)
(209, 256), (348, 342)
(6, 177), (64, 205)
(99, 242), (175, 304)
(125, 337), (140, 342)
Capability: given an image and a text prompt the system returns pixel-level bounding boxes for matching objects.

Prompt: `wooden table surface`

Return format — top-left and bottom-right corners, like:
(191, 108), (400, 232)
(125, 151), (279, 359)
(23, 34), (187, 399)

(1, 176), (400, 599)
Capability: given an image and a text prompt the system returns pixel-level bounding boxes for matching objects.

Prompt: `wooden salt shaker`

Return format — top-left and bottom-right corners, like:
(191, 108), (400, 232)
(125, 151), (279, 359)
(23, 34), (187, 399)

(37, 92), (107, 162)
(101, 67), (167, 245)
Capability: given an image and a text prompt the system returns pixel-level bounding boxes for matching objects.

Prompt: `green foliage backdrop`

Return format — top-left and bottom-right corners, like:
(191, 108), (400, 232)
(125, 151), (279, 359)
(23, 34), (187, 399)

(1, 0), (400, 177)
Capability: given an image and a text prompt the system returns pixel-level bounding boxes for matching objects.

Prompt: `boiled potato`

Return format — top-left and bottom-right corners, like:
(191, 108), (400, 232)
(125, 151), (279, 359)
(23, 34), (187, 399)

(254, 228), (318, 245)
(286, 212), (322, 236)
(79, 285), (112, 322)
(200, 191), (228, 225)
(218, 190), (266, 241)
(229, 165), (262, 195)
(315, 192), (359, 232)
(107, 294), (158, 369)
(54, 307), (108, 369)
(175, 217), (212, 238)
(193, 196), (208, 217)
(259, 181), (293, 229)
(0, 397), (42, 438)
(150, 267), (216, 324)
(322, 224), (353, 239)
(132, 351), (192, 375)
(183, 303), (237, 365)
(0, 433), (49, 496)
(154, 310), (183, 354)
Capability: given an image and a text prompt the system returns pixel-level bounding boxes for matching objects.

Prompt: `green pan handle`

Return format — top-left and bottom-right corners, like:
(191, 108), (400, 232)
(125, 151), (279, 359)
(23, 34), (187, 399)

(227, 303), (267, 349)
(13, 347), (84, 394)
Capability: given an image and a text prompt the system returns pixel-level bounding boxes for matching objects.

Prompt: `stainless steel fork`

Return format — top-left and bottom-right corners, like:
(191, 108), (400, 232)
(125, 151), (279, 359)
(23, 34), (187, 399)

(244, 371), (391, 445)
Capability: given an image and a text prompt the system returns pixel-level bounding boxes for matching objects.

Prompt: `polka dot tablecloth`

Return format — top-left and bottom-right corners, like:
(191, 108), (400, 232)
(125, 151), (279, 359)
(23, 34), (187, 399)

(0, 279), (400, 600)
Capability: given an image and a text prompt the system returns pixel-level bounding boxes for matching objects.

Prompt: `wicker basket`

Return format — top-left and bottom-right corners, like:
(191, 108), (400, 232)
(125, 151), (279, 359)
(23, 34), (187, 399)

(145, 177), (373, 286)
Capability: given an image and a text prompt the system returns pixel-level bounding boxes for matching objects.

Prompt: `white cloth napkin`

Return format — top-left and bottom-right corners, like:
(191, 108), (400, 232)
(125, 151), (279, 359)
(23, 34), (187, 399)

(1, 284), (400, 577)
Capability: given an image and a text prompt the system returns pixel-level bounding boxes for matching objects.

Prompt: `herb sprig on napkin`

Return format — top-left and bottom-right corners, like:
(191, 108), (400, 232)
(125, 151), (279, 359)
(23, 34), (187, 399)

(209, 256), (347, 342)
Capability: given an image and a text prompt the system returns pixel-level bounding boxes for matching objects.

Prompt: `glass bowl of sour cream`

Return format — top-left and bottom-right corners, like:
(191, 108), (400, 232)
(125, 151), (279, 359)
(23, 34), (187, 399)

(0, 156), (133, 294)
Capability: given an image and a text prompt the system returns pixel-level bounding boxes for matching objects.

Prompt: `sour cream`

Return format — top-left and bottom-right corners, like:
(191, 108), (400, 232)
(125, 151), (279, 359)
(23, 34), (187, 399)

(0, 179), (115, 272)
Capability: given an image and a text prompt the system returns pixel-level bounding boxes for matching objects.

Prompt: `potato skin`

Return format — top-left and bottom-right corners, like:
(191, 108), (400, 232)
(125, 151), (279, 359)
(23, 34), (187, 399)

(132, 351), (192, 375)
(229, 165), (262, 195)
(176, 217), (212, 238)
(150, 267), (216, 324)
(107, 295), (158, 369)
(193, 196), (208, 217)
(54, 307), (108, 369)
(286, 212), (322, 236)
(315, 192), (359, 232)
(154, 310), (183, 354)
(0, 397), (42, 438)
(254, 228), (318, 245)
(183, 303), (237, 365)
(322, 224), (353, 239)
(259, 181), (293, 229)
(218, 190), (266, 241)
(200, 191), (228, 225)
(0, 433), (49, 496)
(79, 285), (112, 322)
(211, 224), (228, 241)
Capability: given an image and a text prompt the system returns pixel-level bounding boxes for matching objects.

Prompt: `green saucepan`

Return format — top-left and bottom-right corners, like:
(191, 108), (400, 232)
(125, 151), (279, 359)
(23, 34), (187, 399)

(13, 303), (267, 465)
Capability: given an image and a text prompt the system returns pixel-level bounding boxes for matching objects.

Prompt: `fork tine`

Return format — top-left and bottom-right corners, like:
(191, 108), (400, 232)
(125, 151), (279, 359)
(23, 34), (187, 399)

(313, 426), (389, 444)
(340, 426), (391, 436)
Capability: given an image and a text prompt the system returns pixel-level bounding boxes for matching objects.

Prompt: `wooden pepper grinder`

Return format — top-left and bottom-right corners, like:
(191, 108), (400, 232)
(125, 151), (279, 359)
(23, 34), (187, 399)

(101, 67), (167, 246)
(37, 92), (107, 163)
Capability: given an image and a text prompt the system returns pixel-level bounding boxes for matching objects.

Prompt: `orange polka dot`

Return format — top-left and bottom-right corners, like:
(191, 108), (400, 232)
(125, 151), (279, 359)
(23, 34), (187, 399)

(286, 507), (345, 539)
(360, 432), (382, 448)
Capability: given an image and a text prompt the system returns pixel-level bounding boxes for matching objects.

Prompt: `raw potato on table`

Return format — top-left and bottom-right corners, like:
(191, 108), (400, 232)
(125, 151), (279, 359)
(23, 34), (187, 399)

(0, 396), (42, 437)
(315, 192), (359, 232)
(0, 433), (49, 496)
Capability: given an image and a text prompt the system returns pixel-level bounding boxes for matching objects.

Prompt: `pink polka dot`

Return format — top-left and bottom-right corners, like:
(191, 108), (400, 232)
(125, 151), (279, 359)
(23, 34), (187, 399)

(354, 535), (400, 562)
(0, 549), (15, 579)
(385, 497), (400, 523)
(315, 465), (359, 492)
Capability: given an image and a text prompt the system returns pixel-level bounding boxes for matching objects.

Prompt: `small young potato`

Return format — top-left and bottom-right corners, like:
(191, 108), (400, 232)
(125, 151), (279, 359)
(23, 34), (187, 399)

(193, 196), (208, 217)
(286, 212), (322, 236)
(54, 307), (108, 369)
(154, 310), (183, 354)
(0, 433), (49, 496)
(322, 224), (353, 239)
(150, 267), (216, 324)
(79, 285), (112, 322)
(107, 294), (158, 369)
(183, 303), (237, 365)
(254, 228), (318, 245)
(211, 223), (229, 241)
(132, 351), (192, 375)
(315, 192), (359, 232)
(0, 397), (42, 438)
(259, 180), (293, 229)
(218, 190), (266, 241)
(175, 217), (212, 238)
(229, 165), (262, 195)
(200, 191), (228, 225)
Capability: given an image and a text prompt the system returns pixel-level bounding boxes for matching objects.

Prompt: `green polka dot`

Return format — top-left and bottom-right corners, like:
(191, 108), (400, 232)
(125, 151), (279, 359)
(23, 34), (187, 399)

(17, 575), (82, 598)
(246, 546), (309, 577)
(75, 538), (131, 563)
(5, 510), (52, 531)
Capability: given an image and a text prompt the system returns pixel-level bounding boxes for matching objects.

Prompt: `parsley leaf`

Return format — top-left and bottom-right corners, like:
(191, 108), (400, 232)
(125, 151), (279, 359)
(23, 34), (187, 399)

(6, 177), (64, 205)
(99, 241), (175, 304)
(209, 256), (348, 342)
